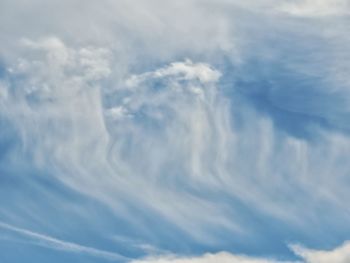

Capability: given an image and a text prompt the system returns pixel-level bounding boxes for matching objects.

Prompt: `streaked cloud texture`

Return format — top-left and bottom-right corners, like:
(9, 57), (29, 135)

(1, 0), (350, 262)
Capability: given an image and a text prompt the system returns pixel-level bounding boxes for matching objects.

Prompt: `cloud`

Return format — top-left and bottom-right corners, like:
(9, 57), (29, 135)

(4, 212), (349, 263)
(0, 221), (129, 262)
(131, 252), (288, 263)
(132, 242), (350, 263)
(1, 0), (350, 262)
(2, 34), (350, 253)
(292, 242), (350, 263)
(279, 0), (350, 17)
(126, 60), (221, 87)
(1, 38), (238, 243)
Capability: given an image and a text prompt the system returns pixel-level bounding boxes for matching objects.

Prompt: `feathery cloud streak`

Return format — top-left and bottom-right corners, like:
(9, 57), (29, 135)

(1, 0), (350, 262)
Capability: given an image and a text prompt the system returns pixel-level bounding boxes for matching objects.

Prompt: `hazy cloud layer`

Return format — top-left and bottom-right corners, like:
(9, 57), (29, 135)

(1, 0), (350, 262)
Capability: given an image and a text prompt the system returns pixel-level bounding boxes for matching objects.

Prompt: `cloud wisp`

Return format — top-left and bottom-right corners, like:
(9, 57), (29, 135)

(4, 216), (350, 263)
(1, 0), (350, 262)
(0, 221), (129, 262)
(2, 33), (350, 259)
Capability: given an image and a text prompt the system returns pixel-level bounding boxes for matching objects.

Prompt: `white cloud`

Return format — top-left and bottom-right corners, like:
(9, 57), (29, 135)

(3, 35), (350, 247)
(279, 0), (350, 17)
(105, 106), (130, 120)
(131, 252), (295, 263)
(1, 0), (350, 261)
(153, 60), (221, 84)
(0, 221), (128, 261)
(132, 242), (350, 263)
(125, 60), (221, 88)
(10, 238), (335, 263)
(292, 242), (350, 263)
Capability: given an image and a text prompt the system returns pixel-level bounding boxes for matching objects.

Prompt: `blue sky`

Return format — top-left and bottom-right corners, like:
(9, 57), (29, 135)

(1, 0), (350, 262)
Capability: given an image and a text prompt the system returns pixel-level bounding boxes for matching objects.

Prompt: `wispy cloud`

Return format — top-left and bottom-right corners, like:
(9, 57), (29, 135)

(279, 0), (350, 17)
(0, 221), (129, 262)
(1, 0), (350, 262)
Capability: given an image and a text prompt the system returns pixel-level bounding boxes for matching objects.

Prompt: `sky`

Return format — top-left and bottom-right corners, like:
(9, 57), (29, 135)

(1, 0), (350, 262)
